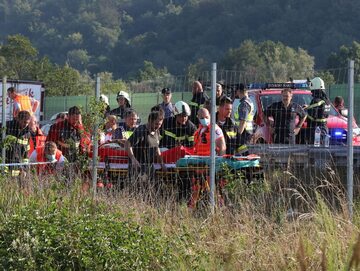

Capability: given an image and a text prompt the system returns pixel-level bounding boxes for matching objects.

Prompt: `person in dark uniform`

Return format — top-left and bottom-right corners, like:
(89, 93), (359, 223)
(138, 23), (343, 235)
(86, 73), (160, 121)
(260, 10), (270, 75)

(125, 109), (166, 180)
(160, 101), (196, 150)
(264, 88), (307, 144)
(305, 77), (331, 144)
(216, 83), (227, 107)
(216, 96), (243, 155)
(189, 81), (209, 125)
(1, 110), (31, 176)
(158, 88), (175, 118)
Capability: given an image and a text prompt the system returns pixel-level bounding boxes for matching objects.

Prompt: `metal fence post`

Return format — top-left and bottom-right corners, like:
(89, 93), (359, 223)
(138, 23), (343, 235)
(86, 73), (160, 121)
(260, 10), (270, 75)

(210, 63), (217, 211)
(347, 60), (354, 219)
(2, 77), (7, 168)
(92, 76), (100, 197)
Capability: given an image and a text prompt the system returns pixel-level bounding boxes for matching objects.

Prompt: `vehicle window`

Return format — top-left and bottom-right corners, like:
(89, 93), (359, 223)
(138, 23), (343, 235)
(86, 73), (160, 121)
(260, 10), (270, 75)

(248, 95), (258, 117)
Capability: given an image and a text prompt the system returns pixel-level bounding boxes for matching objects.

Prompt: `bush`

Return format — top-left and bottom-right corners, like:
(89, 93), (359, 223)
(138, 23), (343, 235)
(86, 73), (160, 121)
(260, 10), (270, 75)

(0, 198), (177, 270)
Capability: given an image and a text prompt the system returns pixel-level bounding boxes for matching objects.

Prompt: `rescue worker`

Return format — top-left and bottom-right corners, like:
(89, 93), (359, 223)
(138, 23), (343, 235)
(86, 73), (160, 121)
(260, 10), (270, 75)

(193, 108), (226, 156)
(233, 84), (254, 153)
(47, 106), (90, 162)
(1, 110), (31, 176)
(189, 81), (209, 125)
(29, 141), (67, 175)
(109, 90), (132, 120)
(7, 86), (40, 118)
(160, 101), (196, 150)
(113, 109), (139, 145)
(216, 96), (244, 155)
(157, 87), (175, 118)
(28, 115), (46, 155)
(231, 83), (245, 120)
(264, 88), (307, 144)
(100, 94), (111, 117)
(189, 108), (226, 209)
(306, 77), (331, 144)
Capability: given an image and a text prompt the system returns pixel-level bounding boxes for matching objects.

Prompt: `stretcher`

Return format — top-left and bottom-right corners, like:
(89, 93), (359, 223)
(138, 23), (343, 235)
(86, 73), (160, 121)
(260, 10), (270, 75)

(95, 143), (263, 183)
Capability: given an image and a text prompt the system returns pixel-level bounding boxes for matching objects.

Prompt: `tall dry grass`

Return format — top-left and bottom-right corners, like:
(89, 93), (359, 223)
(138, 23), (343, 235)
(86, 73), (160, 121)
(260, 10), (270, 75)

(0, 166), (360, 270)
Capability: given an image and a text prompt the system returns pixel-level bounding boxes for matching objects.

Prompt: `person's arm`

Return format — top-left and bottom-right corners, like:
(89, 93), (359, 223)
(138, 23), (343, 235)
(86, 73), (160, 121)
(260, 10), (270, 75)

(294, 115), (307, 136)
(156, 147), (166, 171)
(125, 139), (140, 168)
(216, 137), (226, 155)
(31, 98), (40, 113)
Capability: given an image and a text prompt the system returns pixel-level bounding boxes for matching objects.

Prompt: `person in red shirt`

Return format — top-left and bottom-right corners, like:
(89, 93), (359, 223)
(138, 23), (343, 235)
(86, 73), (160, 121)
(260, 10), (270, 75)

(46, 106), (90, 162)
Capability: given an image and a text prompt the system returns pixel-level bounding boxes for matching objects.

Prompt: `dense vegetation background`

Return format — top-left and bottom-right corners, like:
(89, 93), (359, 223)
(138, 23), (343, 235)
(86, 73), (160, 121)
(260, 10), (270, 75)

(1, 0), (360, 80)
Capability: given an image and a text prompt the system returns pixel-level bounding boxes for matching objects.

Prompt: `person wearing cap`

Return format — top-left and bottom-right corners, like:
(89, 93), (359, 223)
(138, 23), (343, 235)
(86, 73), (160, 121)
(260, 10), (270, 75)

(157, 87), (175, 118)
(264, 88), (307, 144)
(159, 101), (196, 150)
(109, 90), (132, 120)
(232, 83), (254, 153)
(189, 81), (209, 125)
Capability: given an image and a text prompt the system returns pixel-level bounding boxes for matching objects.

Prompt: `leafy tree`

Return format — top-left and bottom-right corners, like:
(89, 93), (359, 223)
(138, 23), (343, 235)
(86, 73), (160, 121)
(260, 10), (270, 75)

(327, 41), (360, 83)
(97, 71), (127, 95)
(0, 34), (38, 79)
(220, 40), (314, 82)
(135, 60), (169, 81)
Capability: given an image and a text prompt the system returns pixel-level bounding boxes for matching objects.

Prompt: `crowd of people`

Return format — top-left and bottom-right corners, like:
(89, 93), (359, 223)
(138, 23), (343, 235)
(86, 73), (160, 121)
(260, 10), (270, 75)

(1, 78), (348, 179)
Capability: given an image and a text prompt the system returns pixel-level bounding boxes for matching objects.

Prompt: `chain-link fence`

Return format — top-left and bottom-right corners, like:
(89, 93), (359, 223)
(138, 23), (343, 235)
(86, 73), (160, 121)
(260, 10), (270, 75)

(1, 65), (359, 213)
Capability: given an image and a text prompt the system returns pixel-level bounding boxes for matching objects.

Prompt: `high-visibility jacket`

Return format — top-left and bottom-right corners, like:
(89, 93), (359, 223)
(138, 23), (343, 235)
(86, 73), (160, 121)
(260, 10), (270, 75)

(13, 94), (33, 116)
(193, 125), (223, 156)
(36, 146), (63, 174)
(29, 131), (46, 155)
(306, 98), (330, 126)
(233, 97), (254, 133)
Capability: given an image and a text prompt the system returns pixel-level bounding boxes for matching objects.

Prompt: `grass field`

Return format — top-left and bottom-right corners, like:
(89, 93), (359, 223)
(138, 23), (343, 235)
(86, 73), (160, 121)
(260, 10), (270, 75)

(1, 168), (360, 270)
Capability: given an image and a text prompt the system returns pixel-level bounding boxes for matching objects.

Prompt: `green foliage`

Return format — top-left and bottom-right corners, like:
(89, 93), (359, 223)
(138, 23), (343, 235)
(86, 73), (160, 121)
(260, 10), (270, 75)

(221, 40), (314, 82)
(0, 0), (359, 77)
(0, 198), (177, 270)
(0, 34), (38, 79)
(326, 41), (360, 83)
(135, 60), (169, 81)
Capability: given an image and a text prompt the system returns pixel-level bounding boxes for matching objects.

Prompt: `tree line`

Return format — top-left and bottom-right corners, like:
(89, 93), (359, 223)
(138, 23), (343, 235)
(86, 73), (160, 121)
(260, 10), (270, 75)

(0, 0), (360, 80)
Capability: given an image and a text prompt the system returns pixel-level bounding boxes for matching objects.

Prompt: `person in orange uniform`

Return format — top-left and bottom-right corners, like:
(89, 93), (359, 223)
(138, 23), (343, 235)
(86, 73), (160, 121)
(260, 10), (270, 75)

(29, 141), (67, 175)
(7, 87), (39, 118)
(189, 108), (226, 209)
(193, 108), (226, 156)
(28, 115), (46, 155)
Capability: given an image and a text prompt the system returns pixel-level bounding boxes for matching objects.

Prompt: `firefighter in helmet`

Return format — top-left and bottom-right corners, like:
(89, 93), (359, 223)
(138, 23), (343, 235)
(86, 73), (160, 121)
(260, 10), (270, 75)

(305, 77), (331, 144)
(160, 101), (197, 150)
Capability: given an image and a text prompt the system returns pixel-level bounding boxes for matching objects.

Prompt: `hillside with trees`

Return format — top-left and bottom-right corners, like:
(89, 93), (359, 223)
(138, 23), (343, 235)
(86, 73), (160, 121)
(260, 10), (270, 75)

(1, 0), (360, 80)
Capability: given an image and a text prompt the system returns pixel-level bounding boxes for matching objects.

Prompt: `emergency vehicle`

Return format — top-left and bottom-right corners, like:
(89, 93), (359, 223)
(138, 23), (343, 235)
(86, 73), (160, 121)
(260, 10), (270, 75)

(247, 82), (360, 145)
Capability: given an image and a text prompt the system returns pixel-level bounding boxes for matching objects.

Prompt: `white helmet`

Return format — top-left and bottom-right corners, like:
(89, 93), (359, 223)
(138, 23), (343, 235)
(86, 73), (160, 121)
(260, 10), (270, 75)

(100, 94), (109, 105)
(309, 77), (325, 90)
(174, 101), (191, 116)
(117, 90), (131, 105)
